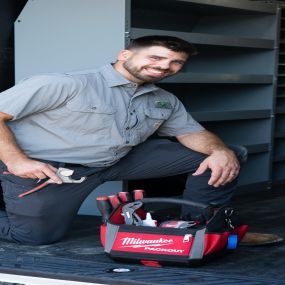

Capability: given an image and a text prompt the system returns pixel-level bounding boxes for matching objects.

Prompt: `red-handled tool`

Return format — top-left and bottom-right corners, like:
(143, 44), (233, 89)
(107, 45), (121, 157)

(133, 189), (145, 201)
(118, 191), (132, 202)
(108, 195), (121, 209)
(18, 181), (50, 198)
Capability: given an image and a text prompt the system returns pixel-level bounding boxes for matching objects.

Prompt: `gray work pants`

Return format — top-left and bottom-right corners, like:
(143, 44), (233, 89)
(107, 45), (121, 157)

(0, 139), (247, 245)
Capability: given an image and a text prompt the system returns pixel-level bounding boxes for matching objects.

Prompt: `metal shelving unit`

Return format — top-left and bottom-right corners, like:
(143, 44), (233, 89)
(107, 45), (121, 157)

(273, 6), (285, 185)
(132, 0), (278, 192)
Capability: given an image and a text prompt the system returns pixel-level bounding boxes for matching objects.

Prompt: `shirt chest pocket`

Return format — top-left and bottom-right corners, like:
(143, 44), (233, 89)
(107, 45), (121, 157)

(66, 101), (116, 134)
(136, 107), (172, 141)
(144, 107), (172, 122)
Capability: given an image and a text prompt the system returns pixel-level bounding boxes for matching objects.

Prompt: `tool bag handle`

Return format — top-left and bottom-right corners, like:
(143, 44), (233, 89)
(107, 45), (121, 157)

(140, 197), (213, 219)
(141, 197), (209, 209)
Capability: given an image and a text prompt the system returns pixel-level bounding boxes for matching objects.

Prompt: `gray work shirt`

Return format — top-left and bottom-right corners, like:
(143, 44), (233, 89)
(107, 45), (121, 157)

(0, 64), (204, 167)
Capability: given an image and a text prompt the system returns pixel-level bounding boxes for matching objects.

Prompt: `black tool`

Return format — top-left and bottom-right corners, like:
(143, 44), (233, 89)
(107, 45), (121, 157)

(96, 196), (113, 223)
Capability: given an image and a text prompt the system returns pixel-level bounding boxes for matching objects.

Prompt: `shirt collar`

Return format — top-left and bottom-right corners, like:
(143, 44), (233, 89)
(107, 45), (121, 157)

(99, 63), (159, 93)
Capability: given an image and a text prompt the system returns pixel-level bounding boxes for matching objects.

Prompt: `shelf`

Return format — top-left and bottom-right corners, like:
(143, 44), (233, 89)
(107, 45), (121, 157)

(131, 28), (275, 49)
(244, 143), (270, 154)
(191, 109), (271, 122)
(161, 73), (273, 84)
(175, 0), (277, 13)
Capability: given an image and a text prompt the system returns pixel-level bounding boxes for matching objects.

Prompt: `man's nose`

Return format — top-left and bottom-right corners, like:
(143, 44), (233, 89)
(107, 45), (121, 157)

(158, 61), (171, 70)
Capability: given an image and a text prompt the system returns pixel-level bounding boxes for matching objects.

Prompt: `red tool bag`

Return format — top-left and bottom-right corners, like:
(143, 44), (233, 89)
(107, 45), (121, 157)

(100, 197), (248, 266)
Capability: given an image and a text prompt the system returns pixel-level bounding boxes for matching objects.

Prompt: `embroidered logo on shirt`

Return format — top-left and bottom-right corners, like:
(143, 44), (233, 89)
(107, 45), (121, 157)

(155, 101), (172, 109)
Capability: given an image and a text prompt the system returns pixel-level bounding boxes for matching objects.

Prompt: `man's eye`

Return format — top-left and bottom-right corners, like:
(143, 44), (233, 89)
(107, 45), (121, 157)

(174, 61), (184, 65)
(150, 56), (161, 60)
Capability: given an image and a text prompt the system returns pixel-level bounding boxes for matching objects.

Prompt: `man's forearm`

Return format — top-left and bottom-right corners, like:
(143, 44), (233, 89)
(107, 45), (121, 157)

(0, 113), (27, 166)
(0, 112), (62, 181)
(176, 130), (229, 155)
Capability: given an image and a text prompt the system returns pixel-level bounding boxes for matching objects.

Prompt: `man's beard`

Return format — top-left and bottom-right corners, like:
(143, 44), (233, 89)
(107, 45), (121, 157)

(123, 61), (170, 83)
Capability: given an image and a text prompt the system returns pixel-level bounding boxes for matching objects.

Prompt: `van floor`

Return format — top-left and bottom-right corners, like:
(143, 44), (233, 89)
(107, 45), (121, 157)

(0, 189), (284, 285)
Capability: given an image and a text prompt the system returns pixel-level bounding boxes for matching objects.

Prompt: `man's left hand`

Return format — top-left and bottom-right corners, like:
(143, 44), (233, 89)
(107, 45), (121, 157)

(192, 149), (240, 187)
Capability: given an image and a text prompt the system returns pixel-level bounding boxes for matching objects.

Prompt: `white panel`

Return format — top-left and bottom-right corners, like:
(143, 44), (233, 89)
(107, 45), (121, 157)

(14, 0), (127, 214)
(15, 0), (126, 81)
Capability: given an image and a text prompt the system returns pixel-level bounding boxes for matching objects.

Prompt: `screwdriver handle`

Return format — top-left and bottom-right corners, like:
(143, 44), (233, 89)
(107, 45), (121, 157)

(96, 196), (112, 223)
(133, 189), (145, 201)
(108, 195), (121, 209)
(118, 191), (132, 202)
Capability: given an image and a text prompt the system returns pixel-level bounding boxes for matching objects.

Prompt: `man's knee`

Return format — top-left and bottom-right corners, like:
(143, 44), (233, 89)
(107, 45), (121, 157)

(9, 217), (68, 245)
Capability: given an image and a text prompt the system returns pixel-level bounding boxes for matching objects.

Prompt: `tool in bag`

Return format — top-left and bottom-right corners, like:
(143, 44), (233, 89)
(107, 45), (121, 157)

(98, 191), (249, 267)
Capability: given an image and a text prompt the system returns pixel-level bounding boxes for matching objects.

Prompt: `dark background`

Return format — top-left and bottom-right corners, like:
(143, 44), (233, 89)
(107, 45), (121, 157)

(0, 0), (27, 92)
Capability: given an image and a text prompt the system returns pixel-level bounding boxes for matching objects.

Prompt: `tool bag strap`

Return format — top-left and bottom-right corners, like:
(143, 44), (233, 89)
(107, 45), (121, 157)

(104, 223), (120, 253)
(141, 198), (209, 209)
(141, 198), (212, 220)
(189, 228), (207, 260)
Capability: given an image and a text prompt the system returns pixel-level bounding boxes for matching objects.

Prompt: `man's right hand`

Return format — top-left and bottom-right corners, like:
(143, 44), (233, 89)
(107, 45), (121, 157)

(6, 158), (62, 184)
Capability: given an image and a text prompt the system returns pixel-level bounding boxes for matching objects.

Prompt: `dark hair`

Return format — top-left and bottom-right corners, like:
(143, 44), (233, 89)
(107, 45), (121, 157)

(127, 35), (197, 56)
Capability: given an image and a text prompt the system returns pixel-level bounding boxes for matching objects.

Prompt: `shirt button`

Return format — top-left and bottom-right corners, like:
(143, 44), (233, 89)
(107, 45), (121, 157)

(126, 127), (129, 130)
(130, 113), (133, 115)
(126, 141), (129, 144)
(91, 106), (97, 110)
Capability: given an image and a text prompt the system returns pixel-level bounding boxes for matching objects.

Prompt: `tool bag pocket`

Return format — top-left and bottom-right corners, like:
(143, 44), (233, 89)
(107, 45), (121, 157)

(100, 197), (248, 266)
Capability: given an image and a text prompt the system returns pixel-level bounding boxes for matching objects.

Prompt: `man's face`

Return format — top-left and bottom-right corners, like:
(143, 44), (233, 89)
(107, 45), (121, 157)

(117, 46), (188, 84)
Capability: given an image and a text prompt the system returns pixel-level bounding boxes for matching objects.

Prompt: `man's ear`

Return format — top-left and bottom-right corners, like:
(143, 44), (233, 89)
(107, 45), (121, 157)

(117, 49), (132, 61)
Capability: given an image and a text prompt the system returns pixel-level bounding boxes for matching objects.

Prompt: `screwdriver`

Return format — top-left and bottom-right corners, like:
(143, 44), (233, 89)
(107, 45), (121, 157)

(108, 195), (121, 209)
(118, 191), (132, 202)
(133, 189), (145, 201)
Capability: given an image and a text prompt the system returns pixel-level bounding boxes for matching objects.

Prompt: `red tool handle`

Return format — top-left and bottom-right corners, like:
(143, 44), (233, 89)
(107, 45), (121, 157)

(133, 189), (145, 200)
(118, 191), (132, 202)
(108, 195), (121, 209)
(18, 181), (49, 198)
